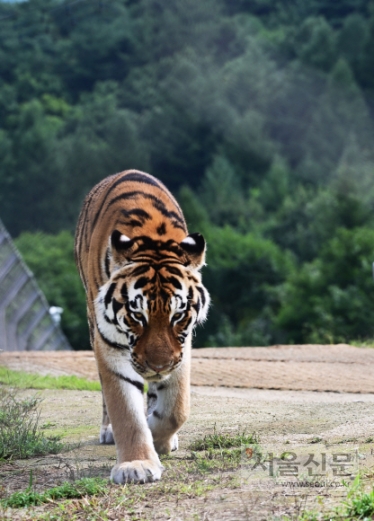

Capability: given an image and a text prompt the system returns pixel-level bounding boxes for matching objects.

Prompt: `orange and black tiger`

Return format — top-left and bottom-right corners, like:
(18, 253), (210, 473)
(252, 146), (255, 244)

(75, 170), (210, 484)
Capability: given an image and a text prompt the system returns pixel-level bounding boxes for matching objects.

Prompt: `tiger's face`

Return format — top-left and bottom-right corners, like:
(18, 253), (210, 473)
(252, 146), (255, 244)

(95, 231), (210, 381)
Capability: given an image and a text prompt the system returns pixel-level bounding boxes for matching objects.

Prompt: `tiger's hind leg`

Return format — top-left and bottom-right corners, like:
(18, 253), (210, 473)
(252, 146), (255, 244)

(99, 390), (114, 444)
(147, 341), (191, 455)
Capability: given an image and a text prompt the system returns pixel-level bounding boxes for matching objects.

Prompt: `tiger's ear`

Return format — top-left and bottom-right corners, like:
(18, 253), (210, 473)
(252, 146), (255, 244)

(180, 233), (206, 270)
(110, 230), (135, 266)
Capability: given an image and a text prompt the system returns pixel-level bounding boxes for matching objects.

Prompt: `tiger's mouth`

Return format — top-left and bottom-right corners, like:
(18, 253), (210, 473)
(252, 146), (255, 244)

(131, 358), (180, 381)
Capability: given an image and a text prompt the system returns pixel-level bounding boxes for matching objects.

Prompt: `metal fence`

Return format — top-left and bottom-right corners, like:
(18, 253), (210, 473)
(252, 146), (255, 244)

(0, 220), (71, 351)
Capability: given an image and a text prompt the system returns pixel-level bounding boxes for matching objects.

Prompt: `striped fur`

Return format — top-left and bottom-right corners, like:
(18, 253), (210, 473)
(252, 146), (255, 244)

(75, 170), (210, 484)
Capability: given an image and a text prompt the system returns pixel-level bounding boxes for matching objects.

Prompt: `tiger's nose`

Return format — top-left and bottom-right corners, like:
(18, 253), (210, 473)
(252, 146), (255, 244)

(147, 362), (172, 373)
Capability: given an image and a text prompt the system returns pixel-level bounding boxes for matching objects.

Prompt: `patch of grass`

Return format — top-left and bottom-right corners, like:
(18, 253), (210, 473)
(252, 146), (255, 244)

(47, 424), (98, 441)
(1, 477), (109, 508)
(309, 436), (323, 444)
(341, 475), (374, 519)
(3, 459), (238, 520)
(0, 425), (257, 519)
(350, 339), (374, 348)
(0, 387), (64, 461)
(0, 366), (101, 391)
(336, 437), (358, 444)
(187, 426), (261, 475)
(286, 476), (374, 521)
(189, 425), (258, 451)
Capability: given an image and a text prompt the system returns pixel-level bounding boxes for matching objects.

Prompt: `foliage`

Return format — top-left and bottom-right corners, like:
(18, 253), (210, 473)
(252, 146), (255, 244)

(0, 425), (251, 519)
(0, 367), (101, 391)
(290, 475), (374, 521)
(189, 426), (258, 451)
(1, 0), (374, 346)
(276, 227), (374, 344)
(1, 477), (108, 508)
(195, 224), (294, 346)
(0, 387), (64, 461)
(343, 475), (374, 519)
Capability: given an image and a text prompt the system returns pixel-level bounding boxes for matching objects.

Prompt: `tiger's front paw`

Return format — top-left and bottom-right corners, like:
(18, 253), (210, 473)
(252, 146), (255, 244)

(110, 460), (163, 484)
(100, 424), (114, 444)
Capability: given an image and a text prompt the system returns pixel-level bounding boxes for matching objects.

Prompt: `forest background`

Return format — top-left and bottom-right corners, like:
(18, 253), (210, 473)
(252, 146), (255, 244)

(1, 0), (374, 350)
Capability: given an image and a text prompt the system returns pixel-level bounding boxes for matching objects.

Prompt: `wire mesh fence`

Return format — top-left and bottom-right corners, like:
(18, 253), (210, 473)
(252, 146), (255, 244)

(0, 220), (71, 351)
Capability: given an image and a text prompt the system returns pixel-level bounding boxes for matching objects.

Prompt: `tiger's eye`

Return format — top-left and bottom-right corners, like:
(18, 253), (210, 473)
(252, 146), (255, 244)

(133, 312), (143, 321)
(173, 312), (184, 321)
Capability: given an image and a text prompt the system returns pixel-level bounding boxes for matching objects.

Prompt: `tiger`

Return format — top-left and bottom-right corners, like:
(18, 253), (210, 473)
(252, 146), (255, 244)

(75, 169), (210, 484)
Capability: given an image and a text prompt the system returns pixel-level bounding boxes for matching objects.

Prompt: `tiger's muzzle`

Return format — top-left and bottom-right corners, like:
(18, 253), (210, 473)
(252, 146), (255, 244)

(131, 321), (183, 380)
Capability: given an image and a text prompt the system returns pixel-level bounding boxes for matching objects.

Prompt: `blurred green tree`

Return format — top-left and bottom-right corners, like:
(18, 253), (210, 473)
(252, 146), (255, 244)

(276, 227), (374, 343)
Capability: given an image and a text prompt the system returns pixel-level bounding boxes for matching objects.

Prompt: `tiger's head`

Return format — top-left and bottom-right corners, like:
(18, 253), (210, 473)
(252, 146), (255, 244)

(95, 230), (210, 381)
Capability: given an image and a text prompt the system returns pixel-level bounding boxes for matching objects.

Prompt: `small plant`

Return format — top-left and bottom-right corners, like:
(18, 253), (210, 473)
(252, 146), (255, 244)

(0, 387), (64, 460)
(342, 475), (374, 519)
(1, 477), (108, 508)
(189, 425), (258, 451)
(287, 475), (374, 521)
(309, 436), (323, 444)
(187, 425), (261, 474)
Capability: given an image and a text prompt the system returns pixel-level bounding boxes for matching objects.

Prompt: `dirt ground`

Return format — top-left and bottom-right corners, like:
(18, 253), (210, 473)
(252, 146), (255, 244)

(2, 343), (374, 392)
(1, 344), (374, 520)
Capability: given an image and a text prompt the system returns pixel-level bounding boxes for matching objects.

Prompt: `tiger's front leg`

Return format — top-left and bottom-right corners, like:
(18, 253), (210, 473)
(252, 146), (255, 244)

(96, 347), (163, 484)
(147, 341), (191, 455)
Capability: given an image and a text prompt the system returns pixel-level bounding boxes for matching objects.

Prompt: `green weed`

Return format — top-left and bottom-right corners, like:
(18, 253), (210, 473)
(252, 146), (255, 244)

(341, 475), (374, 519)
(188, 426), (261, 475)
(189, 425), (258, 451)
(1, 477), (108, 508)
(0, 387), (64, 460)
(286, 475), (374, 521)
(0, 366), (101, 391)
(309, 436), (323, 444)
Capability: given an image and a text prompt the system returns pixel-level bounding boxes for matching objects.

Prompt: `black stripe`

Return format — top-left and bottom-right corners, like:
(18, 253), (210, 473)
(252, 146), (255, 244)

(193, 300), (201, 315)
(166, 276), (182, 289)
(96, 324), (130, 351)
(121, 283), (128, 300)
(147, 392), (157, 400)
(122, 219), (143, 227)
(134, 276), (149, 289)
(165, 266), (183, 277)
(112, 298), (123, 317)
(104, 283), (116, 308)
(111, 172), (166, 192)
(112, 371), (144, 393)
(121, 208), (151, 220)
(151, 198), (186, 229)
(196, 286), (206, 307)
(131, 264), (151, 277)
(108, 192), (186, 231)
(153, 410), (163, 420)
(157, 223), (166, 235)
(105, 249), (110, 279)
(133, 236), (185, 257)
